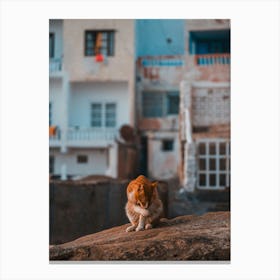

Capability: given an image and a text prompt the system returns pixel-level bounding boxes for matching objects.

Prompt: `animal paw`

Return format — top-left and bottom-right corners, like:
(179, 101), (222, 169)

(145, 223), (153, 230)
(126, 225), (137, 232)
(135, 226), (144, 232)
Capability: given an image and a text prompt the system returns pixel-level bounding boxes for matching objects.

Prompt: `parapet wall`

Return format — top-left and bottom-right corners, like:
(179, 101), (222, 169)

(49, 178), (168, 244)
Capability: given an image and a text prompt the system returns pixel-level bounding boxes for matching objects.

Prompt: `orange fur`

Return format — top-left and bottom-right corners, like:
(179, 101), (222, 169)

(125, 175), (163, 232)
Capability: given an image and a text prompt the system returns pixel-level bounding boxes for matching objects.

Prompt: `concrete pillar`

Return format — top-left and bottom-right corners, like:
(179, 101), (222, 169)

(106, 142), (118, 178)
(180, 81), (196, 192)
(183, 142), (197, 192)
(61, 163), (67, 180)
(60, 73), (69, 154)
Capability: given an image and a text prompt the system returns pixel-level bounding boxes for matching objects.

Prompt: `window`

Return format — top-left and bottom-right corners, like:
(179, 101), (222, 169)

(162, 139), (174, 151)
(91, 102), (117, 128)
(167, 92), (179, 115)
(49, 156), (54, 174)
(49, 33), (55, 58)
(142, 92), (164, 117)
(77, 155), (88, 164)
(49, 102), (52, 126)
(91, 103), (102, 127)
(85, 30), (115, 56)
(142, 91), (179, 117)
(105, 103), (116, 127)
(189, 30), (230, 55)
(197, 140), (230, 189)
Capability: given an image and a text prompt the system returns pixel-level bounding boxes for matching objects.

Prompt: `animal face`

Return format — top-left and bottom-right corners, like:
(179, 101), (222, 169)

(127, 175), (158, 209)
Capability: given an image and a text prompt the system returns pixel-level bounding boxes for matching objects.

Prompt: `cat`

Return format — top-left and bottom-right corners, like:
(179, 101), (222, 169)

(125, 175), (163, 232)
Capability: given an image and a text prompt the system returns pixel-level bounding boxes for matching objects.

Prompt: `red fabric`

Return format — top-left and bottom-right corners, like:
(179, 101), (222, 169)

(95, 54), (104, 62)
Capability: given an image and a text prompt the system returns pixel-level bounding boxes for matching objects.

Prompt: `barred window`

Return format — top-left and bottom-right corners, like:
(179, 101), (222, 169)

(85, 30), (115, 56)
(77, 155), (88, 164)
(197, 140), (230, 189)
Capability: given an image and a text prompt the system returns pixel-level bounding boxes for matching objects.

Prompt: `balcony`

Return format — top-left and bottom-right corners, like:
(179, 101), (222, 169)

(67, 127), (117, 147)
(137, 55), (184, 85)
(49, 58), (63, 75)
(191, 53), (230, 82)
(49, 126), (61, 147)
(194, 53), (230, 66)
(49, 127), (117, 148)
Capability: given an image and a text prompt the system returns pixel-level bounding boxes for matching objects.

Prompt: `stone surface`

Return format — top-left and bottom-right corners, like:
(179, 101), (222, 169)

(49, 211), (230, 261)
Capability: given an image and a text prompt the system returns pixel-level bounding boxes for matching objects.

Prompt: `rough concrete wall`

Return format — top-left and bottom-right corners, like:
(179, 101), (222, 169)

(63, 19), (135, 83)
(186, 19), (230, 32)
(138, 117), (179, 131)
(183, 143), (197, 192)
(49, 180), (128, 244)
(147, 132), (180, 180)
(50, 179), (169, 245)
(192, 86), (230, 126)
(137, 56), (184, 88)
(194, 64), (230, 82)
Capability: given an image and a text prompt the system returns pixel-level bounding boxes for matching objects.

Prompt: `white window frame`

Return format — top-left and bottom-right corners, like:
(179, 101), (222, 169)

(90, 102), (117, 128)
(196, 138), (230, 190)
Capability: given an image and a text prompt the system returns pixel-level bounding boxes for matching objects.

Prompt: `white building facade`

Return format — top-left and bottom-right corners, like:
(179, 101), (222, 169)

(49, 19), (135, 179)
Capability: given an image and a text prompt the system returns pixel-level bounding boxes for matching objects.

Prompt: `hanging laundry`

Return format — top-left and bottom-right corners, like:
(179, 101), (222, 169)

(49, 126), (56, 136)
(95, 32), (103, 55)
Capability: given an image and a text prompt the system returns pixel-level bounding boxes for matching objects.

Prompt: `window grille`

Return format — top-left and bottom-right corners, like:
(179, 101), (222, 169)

(197, 139), (230, 189)
(85, 30), (115, 56)
(77, 155), (88, 164)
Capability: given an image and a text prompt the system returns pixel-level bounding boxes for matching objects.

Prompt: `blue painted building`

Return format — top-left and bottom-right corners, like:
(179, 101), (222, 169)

(136, 19), (185, 57)
(135, 20), (185, 179)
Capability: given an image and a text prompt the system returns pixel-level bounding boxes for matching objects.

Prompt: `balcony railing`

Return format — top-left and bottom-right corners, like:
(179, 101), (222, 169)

(67, 127), (117, 142)
(49, 127), (117, 147)
(194, 53), (230, 66)
(49, 58), (63, 73)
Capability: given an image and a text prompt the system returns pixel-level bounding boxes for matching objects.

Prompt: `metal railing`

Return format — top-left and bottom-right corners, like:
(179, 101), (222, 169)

(49, 58), (62, 73)
(194, 53), (230, 66)
(67, 127), (117, 141)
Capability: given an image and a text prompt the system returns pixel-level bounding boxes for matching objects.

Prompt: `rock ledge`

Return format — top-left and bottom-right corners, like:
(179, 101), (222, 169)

(50, 211), (230, 261)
